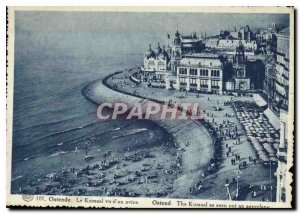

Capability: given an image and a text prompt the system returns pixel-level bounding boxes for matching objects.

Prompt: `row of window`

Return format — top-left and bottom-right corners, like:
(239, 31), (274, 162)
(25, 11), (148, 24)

(179, 78), (220, 86)
(179, 68), (188, 75)
(179, 67), (221, 77)
(200, 69), (209, 76)
(147, 61), (166, 70)
(211, 70), (220, 77)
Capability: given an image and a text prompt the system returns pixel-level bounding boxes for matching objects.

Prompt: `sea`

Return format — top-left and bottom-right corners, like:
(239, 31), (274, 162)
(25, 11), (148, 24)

(11, 30), (167, 192)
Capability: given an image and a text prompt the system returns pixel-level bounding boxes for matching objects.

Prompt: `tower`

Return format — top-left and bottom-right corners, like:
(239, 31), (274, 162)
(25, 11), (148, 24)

(171, 30), (182, 60)
(169, 30), (182, 74)
(233, 42), (251, 90)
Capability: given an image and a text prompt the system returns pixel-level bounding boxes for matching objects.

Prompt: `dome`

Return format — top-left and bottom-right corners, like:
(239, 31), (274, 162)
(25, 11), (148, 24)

(155, 43), (162, 55)
(173, 30), (181, 45)
(145, 44), (155, 58)
(158, 46), (169, 60)
(174, 37), (181, 45)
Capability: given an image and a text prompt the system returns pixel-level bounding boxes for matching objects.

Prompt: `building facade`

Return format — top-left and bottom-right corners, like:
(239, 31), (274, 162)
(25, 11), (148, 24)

(143, 43), (170, 82)
(142, 30), (258, 93)
(205, 25), (257, 55)
(232, 44), (251, 91)
(165, 54), (224, 94)
(274, 28), (289, 111)
(205, 39), (257, 55)
(274, 27), (289, 203)
(256, 23), (279, 54)
(276, 109), (288, 202)
(263, 53), (276, 109)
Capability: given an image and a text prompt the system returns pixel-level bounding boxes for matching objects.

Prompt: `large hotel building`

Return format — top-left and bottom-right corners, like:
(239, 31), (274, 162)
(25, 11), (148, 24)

(142, 29), (252, 94)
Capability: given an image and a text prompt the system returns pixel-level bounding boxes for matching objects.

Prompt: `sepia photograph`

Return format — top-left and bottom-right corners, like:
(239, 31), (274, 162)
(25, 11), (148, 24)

(6, 6), (294, 208)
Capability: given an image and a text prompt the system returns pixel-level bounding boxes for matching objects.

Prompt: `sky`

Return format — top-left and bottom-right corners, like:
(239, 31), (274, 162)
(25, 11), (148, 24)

(16, 11), (290, 35)
(14, 11), (290, 58)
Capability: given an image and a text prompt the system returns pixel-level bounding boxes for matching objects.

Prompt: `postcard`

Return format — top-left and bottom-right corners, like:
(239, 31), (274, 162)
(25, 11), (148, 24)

(6, 6), (294, 208)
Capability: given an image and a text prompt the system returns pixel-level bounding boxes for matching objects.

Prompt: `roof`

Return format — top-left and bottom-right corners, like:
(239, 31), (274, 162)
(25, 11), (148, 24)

(277, 27), (289, 37)
(253, 94), (268, 107)
(184, 52), (219, 59)
(179, 57), (222, 68)
(263, 108), (280, 130)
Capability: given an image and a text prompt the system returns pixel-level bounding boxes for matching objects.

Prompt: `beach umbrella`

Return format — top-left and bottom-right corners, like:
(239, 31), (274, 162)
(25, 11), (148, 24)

(270, 157), (277, 162)
(273, 144), (279, 151)
(257, 149), (264, 154)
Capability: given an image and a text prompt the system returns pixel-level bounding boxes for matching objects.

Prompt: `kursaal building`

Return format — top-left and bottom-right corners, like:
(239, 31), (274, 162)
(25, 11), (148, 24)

(142, 29), (255, 94)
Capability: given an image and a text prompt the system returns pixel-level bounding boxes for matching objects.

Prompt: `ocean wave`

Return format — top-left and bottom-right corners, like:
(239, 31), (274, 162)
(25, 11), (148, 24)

(49, 151), (67, 157)
(111, 128), (148, 140)
(13, 123), (131, 163)
(31, 121), (100, 143)
(13, 114), (84, 133)
(11, 175), (23, 182)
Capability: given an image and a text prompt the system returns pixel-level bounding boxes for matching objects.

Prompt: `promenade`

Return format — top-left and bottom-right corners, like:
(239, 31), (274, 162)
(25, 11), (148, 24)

(104, 68), (277, 201)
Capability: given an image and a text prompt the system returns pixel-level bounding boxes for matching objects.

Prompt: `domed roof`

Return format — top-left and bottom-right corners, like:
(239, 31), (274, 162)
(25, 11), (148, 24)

(155, 43), (162, 55)
(158, 46), (169, 60)
(174, 37), (181, 45)
(145, 44), (155, 58)
(172, 30), (181, 45)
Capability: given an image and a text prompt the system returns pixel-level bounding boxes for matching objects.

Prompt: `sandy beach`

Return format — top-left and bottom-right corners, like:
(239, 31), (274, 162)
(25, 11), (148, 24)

(83, 71), (214, 198)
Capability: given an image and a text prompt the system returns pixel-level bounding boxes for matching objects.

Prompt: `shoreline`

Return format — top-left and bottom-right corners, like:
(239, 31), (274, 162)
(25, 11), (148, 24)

(82, 68), (215, 198)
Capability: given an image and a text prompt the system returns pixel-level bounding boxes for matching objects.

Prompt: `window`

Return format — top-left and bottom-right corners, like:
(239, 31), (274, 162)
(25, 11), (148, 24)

(179, 68), (187, 74)
(212, 80), (219, 86)
(157, 61), (165, 71)
(190, 68), (197, 76)
(179, 67), (188, 75)
(211, 70), (220, 77)
(190, 78), (197, 86)
(200, 79), (208, 86)
(180, 77), (187, 85)
(200, 69), (208, 76)
(148, 61), (155, 69)
(212, 80), (220, 88)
